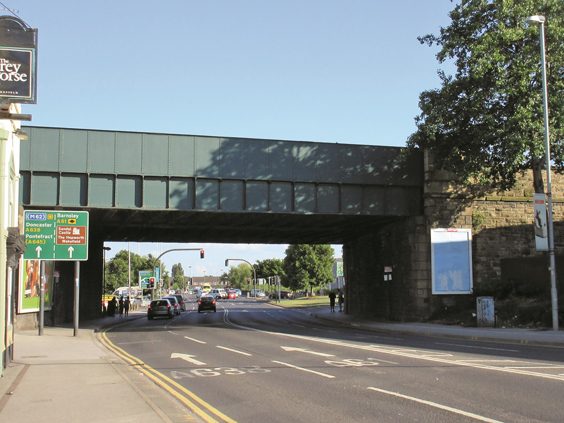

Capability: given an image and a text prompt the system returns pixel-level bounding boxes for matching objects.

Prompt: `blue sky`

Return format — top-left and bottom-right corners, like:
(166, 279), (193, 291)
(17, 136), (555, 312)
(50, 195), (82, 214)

(12, 0), (455, 276)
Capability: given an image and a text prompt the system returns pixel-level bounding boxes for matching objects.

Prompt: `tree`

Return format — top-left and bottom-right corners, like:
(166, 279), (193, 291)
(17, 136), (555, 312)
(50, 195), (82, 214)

(171, 263), (185, 290)
(408, 0), (564, 194)
(255, 258), (285, 281)
(283, 244), (334, 294)
(226, 264), (253, 289)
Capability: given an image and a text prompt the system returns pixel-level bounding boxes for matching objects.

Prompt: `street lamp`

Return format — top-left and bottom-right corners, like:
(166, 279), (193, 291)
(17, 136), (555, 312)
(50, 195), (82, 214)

(527, 15), (559, 330)
(225, 258), (257, 297)
(102, 246), (111, 294)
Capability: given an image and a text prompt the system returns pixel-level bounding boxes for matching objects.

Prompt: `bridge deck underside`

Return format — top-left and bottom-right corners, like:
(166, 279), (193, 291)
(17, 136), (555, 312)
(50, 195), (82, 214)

(88, 208), (399, 244)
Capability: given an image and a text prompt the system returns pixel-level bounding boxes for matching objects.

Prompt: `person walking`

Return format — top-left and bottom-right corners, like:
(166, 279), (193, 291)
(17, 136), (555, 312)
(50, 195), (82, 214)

(328, 291), (336, 312)
(118, 296), (124, 317)
(124, 296), (130, 317)
(338, 289), (344, 312)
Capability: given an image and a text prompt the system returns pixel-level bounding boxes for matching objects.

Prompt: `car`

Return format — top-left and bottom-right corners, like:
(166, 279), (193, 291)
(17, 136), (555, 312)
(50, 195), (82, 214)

(162, 296), (181, 315)
(218, 288), (228, 299)
(147, 299), (173, 320)
(198, 294), (217, 313)
(227, 290), (237, 300)
(171, 294), (186, 311)
(210, 288), (223, 300)
(250, 289), (267, 298)
(234, 289), (242, 297)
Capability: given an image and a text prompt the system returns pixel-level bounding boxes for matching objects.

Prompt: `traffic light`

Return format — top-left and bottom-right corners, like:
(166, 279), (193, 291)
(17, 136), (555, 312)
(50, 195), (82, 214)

(148, 277), (155, 288)
(200, 249), (205, 259)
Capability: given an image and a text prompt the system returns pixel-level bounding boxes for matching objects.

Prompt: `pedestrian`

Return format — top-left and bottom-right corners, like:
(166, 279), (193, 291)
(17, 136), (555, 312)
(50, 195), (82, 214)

(124, 296), (130, 317)
(108, 296), (117, 317)
(118, 296), (124, 317)
(338, 289), (344, 312)
(328, 291), (336, 312)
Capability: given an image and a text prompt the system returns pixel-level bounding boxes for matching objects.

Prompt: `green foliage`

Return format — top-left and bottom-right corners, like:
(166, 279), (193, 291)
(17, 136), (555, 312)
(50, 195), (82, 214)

(226, 263), (253, 289)
(283, 244), (334, 293)
(171, 263), (185, 290)
(409, 0), (564, 192)
(105, 250), (165, 293)
(255, 258), (285, 280)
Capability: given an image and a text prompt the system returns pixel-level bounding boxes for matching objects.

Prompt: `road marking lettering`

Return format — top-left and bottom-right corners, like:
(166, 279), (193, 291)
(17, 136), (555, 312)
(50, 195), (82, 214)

(325, 358), (379, 368)
(272, 360), (335, 379)
(281, 346), (335, 357)
(184, 336), (207, 344)
(367, 387), (503, 423)
(171, 353), (206, 366)
(217, 346), (252, 356)
(171, 366), (270, 379)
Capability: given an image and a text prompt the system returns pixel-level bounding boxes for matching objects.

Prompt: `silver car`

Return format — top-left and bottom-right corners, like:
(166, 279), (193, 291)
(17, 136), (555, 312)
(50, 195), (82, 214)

(147, 299), (173, 320)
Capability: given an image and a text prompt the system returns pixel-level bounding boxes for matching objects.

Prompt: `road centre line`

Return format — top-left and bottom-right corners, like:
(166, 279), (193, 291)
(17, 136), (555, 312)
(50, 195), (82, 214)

(435, 342), (519, 352)
(184, 336), (207, 344)
(216, 346), (252, 356)
(367, 387), (503, 423)
(224, 316), (564, 382)
(272, 360), (335, 379)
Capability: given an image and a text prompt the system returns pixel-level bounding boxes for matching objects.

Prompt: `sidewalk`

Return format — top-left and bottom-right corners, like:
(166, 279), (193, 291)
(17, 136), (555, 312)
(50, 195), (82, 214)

(0, 312), (202, 423)
(308, 307), (564, 347)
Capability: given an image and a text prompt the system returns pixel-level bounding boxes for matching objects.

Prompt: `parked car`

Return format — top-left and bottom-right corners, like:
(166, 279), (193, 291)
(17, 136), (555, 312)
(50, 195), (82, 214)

(250, 289), (267, 298)
(147, 299), (173, 320)
(171, 294), (186, 311)
(162, 296), (181, 315)
(198, 294), (217, 313)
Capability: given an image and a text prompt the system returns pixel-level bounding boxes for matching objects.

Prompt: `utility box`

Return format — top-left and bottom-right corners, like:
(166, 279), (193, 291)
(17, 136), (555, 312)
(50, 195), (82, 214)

(477, 296), (495, 327)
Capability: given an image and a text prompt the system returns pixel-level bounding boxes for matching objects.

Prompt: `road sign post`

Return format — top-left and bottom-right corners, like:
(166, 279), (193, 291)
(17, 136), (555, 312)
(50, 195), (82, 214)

(24, 210), (89, 336)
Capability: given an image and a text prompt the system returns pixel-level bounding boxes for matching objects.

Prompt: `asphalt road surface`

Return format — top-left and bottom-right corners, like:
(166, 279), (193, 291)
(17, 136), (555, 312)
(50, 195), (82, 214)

(105, 296), (564, 422)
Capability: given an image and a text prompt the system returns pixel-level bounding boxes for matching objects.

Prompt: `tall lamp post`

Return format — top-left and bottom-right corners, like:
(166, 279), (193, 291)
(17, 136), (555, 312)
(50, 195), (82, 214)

(102, 246), (111, 294)
(527, 15), (559, 330)
(225, 259), (257, 297)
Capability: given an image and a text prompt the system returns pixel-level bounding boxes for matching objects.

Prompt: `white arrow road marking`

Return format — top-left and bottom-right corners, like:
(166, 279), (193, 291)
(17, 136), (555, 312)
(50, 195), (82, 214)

(281, 346), (335, 357)
(171, 353), (206, 366)
(184, 336), (207, 344)
(35, 246), (42, 258)
(272, 360), (335, 379)
(68, 246), (74, 258)
(217, 346), (252, 356)
(367, 387), (503, 423)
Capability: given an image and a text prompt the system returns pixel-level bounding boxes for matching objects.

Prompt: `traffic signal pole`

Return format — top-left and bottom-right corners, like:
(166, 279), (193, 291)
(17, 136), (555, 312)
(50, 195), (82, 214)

(155, 248), (205, 294)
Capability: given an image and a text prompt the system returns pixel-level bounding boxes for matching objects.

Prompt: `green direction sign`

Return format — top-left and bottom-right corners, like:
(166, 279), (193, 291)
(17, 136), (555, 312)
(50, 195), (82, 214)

(24, 210), (89, 261)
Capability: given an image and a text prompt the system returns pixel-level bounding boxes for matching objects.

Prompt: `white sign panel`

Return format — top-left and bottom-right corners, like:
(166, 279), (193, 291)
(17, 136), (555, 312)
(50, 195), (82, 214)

(533, 193), (548, 252)
(431, 228), (473, 295)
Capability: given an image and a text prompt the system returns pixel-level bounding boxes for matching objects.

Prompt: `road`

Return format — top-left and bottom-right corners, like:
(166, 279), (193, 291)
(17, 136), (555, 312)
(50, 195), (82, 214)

(104, 296), (564, 422)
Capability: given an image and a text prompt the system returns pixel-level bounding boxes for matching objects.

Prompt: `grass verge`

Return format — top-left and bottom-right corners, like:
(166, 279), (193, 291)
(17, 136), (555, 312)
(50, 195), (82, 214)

(269, 296), (329, 308)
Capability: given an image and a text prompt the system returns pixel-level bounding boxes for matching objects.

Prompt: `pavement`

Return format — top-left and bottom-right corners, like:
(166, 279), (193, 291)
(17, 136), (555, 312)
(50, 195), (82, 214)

(0, 306), (563, 423)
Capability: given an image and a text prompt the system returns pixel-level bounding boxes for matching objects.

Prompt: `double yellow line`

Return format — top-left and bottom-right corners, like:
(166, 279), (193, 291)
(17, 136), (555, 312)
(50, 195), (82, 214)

(98, 330), (237, 423)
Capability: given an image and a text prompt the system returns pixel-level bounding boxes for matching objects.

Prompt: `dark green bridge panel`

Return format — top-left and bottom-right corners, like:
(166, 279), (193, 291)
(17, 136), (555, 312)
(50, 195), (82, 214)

(20, 127), (423, 216)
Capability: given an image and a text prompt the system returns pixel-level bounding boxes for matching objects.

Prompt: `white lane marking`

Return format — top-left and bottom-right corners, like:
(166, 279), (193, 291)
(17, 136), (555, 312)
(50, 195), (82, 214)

(272, 360), (335, 379)
(367, 387), (504, 423)
(370, 358), (399, 365)
(281, 346), (335, 357)
(216, 346), (253, 356)
(503, 365), (564, 369)
(168, 331), (178, 335)
(435, 342), (519, 352)
(184, 336), (207, 344)
(170, 353), (206, 366)
(224, 316), (564, 382)
(456, 359), (526, 363)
